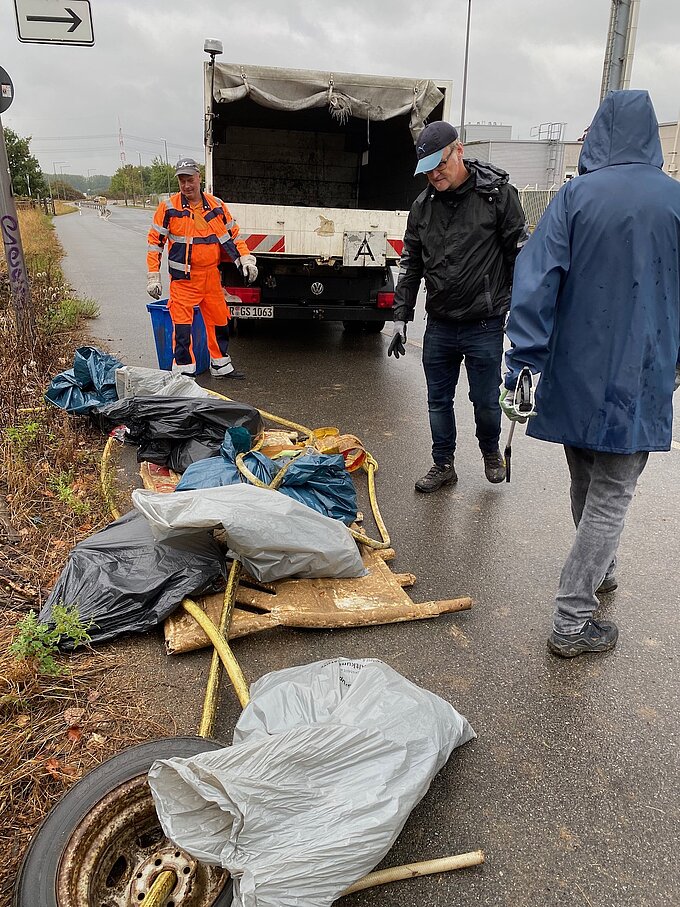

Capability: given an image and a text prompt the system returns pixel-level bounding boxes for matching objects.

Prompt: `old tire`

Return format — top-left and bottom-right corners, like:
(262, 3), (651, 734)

(14, 736), (232, 907)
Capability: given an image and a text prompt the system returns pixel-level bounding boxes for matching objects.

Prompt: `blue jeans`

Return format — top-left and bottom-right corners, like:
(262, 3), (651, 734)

(422, 315), (504, 465)
(554, 446), (649, 633)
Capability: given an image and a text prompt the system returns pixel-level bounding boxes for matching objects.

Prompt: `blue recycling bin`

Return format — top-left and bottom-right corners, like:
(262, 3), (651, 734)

(146, 300), (210, 375)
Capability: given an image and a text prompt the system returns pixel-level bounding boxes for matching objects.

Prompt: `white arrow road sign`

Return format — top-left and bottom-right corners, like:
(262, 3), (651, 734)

(15, 0), (94, 46)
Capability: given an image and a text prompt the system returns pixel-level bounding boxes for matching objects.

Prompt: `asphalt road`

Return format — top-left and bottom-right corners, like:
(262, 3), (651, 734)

(55, 205), (679, 907)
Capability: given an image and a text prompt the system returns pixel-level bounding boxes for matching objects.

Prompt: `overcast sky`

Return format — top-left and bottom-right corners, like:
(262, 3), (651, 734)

(2, 0), (679, 177)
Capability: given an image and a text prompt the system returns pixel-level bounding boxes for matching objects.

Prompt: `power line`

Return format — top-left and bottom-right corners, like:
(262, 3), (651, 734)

(30, 133), (117, 141)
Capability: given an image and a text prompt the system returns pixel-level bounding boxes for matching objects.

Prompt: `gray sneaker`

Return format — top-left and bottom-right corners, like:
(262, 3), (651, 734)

(415, 462), (457, 493)
(547, 619), (619, 658)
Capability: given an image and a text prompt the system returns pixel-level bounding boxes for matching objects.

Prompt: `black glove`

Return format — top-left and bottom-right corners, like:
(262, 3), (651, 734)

(388, 320), (407, 358)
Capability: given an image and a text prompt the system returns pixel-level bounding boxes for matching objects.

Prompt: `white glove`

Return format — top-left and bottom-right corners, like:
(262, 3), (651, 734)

(675, 366), (680, 392)
(146, 272), (162, 299)
(239, 254), (258, 285)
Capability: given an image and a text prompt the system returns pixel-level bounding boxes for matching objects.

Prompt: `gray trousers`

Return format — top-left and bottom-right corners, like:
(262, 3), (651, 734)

(553, 446), (649, 634)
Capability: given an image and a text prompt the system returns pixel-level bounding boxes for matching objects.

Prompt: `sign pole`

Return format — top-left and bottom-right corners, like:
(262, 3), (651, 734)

(0, 113), (35, 342)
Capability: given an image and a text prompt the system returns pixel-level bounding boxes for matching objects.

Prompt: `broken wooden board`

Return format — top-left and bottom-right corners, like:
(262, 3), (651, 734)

(164, 545), (472, 655)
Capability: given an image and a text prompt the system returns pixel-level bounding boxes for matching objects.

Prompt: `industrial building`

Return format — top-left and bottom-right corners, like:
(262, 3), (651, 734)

(463, 120), (679, 191)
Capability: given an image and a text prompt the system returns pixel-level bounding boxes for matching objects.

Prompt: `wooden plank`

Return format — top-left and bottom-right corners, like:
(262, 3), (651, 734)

(164, 546), (472, 654)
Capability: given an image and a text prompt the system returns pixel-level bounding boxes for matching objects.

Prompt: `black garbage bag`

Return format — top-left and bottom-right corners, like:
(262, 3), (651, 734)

(92, 396), (264, 473)
(39, 511), (227, 647)
(45, 346), (122, 414)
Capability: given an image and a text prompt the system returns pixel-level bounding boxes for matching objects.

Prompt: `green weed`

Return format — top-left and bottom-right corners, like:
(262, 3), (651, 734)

(4, 419), (41, 455)
(9, 604), (92, 675)
(42, 297), (99, 334)
(48, 469), (90, 515)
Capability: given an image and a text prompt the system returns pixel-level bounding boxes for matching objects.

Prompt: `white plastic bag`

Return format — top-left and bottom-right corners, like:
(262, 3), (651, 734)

(114, 365), (211, 400)
(132, 484), (366, 582)
(148, 658), (475, 907)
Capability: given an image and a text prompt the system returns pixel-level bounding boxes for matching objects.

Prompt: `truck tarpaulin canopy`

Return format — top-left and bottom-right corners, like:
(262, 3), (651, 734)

(210, 63), (445, 138)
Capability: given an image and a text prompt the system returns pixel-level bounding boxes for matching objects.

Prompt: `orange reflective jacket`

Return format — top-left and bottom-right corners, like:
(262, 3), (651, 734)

(147, 191), (250, 281)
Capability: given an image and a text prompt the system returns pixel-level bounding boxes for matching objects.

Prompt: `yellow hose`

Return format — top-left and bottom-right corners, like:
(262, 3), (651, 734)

(100, 436), (122, 520)
(181, 598), (250, 709)
(144, 870), (177, 906)
(207, 388), (314, 439)
(197, 560), (244, 737)
(341, 850), (485, 895)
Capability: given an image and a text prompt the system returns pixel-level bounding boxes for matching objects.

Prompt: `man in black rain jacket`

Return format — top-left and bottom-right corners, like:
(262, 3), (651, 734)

(389, 122), (528, 491)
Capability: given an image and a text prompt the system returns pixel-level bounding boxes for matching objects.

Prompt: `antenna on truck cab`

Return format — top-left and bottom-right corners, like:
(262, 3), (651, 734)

(204, 38), (223, 194)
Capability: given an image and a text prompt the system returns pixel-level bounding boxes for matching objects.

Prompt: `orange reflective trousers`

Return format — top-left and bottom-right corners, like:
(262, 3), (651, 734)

(168, 266), (230, 366)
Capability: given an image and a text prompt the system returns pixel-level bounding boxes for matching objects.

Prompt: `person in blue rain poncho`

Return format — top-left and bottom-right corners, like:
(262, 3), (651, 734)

(501, 90), (680, 658)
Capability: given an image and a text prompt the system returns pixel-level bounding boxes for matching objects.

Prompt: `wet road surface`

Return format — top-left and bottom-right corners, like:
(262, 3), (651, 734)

(54, 205), (680, 906)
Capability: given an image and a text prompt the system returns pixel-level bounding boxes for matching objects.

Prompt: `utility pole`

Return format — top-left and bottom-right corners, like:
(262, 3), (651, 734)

(137, 151), (144, 206)
(53, 160), (67, 200)
(600, 0), (639, 100)
(459, 0), (472, 144)
(162, 138), (171, 195)
(59, 164), (68, 200)
(0, 114), (35, 341)
(204, 38), (223, 194)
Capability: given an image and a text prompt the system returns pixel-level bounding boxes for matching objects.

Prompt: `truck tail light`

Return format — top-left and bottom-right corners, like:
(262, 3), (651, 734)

(377, 292), (395, 309)
(224, 287), (261, 304)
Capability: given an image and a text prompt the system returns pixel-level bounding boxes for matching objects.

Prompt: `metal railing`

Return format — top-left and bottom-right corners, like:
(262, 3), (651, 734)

(518, 186), (559, 231)
(14, 196), (56, 216)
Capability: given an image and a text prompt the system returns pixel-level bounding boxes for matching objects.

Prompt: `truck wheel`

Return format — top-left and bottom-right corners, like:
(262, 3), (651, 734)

(14, 736), (232, 907)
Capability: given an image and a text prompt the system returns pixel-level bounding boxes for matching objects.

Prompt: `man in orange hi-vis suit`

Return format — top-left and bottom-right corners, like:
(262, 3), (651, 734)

(146, 158), (257, 378)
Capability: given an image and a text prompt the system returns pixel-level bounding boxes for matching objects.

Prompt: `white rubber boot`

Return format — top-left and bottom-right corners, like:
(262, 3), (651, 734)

(210, 355), (241, 378)
(172, 361), (196, 376)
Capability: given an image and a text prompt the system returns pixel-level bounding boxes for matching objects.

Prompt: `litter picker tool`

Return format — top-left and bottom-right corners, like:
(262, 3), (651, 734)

(504, 367), (534, 482)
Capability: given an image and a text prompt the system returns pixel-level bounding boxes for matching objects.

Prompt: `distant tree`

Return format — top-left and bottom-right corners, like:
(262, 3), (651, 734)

(108, 165), (151, 201)
(48, 178), (85, 201)
(149, 156), (176, 195)
(87, 174), (111, 194)
(57, 173), (111, 194)
(4, 128), (48, 197)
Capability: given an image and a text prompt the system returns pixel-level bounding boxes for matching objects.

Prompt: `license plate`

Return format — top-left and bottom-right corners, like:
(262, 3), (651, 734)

(230, 305), (273, 318)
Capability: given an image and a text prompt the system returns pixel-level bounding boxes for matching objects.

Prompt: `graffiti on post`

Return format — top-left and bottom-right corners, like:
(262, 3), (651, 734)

(1, 212), (33, 333)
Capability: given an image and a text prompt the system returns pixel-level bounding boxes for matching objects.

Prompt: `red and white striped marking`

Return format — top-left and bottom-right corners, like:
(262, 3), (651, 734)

(387, 238), (404, 257)
(240, 234), (286, 253)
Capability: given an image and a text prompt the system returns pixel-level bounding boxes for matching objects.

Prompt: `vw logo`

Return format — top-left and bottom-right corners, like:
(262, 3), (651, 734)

(310, 282), (324, 296)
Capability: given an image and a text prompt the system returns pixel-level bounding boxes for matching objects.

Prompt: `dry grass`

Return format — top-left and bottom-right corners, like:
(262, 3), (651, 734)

(54, 200), (78, 216)
(0, 208), (173, 904)
(0, 610), (176, 900)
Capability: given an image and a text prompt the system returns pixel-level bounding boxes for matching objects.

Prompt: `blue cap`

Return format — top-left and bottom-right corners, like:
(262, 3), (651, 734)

(414, 122), (459, 174)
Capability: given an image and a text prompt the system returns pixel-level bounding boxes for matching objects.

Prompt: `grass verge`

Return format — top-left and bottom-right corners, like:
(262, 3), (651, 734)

(0, 207), (174, 903)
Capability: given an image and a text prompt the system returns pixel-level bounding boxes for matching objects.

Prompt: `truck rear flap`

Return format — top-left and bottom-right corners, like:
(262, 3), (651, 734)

(207, 63), (450, 212)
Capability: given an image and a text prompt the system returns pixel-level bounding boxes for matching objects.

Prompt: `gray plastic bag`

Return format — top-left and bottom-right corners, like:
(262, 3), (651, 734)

(114, 365), (212, 400)
(132, 484), (366, 582)
(148, 658), (475, 907)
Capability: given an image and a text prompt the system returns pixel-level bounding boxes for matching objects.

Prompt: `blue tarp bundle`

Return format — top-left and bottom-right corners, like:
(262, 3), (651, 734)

(176, 434), (358, 525)
(45, 346), (122, 414)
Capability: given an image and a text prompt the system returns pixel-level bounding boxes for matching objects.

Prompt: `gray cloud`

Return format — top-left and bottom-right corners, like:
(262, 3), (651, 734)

(3, 0), (678, 176)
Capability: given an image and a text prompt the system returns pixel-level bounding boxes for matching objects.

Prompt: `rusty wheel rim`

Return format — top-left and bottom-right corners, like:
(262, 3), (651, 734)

(55, 774), (229, 906)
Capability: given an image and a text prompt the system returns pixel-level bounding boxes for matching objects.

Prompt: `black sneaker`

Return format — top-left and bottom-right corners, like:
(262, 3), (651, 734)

(415, 462), (457, 493)
(547, 619), (619, 658)
(482, 449), (506, 484)
(597, 576), (618, 594)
